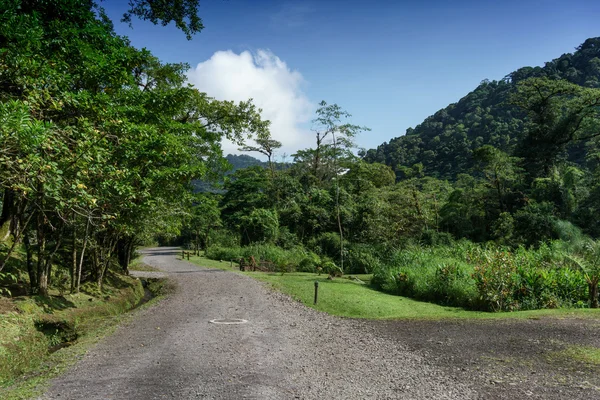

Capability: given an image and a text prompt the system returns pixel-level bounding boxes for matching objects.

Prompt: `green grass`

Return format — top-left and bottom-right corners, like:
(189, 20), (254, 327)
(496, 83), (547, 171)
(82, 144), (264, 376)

(187, 254), (600, 320)
(0, 271), (162, 400)
(547, 344), (600, 368)
(128, 262), (159, 272)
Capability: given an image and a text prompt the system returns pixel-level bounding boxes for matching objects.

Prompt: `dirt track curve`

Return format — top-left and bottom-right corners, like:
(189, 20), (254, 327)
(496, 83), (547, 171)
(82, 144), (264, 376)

(40, 247), (600, 399)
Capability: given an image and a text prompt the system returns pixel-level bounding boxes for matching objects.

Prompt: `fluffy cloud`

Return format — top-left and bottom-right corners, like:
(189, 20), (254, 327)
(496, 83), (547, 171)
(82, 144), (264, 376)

(187, 49), (314, 159)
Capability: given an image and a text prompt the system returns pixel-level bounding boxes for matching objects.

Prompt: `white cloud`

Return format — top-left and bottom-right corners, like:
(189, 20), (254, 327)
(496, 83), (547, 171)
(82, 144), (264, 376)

(187, 49), (314, 159)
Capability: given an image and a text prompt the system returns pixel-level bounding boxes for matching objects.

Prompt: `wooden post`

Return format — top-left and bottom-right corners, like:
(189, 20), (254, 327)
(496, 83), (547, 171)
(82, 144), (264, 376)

(314, 281), (319, 305)
(186, 252), (190, 260)
(181, 250), (184, 259)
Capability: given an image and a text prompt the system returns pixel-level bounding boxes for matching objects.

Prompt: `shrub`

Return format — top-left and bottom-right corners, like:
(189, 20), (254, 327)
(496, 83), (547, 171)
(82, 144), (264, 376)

(472, 251), (521, 311)
(206, 243), (321, 273)
(208, 230), (240, 248)
(345, 244), (381, 274)
(297, 253), (321, 273)
(322, 261), (343, 277)
(431, 263), (477, 307)
(205, 246), (243, 262)
(308, 232), (347, 262)
(276, 227), (299, 250)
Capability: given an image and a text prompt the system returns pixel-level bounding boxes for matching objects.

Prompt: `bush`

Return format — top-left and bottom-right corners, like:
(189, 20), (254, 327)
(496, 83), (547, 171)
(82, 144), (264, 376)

(345, 244), (381, 274)
(297, 253), (321, 273)
(276, 227), (299, 250)
(472, 251), (521, 311)
(307, 232), (347, 262)
(208, 230), (240, 248)
(322, 261), (343, 277)
(431, 263), (477, 307)
(205, 246), (243, 262)
(420, 230), (455, 247)
(206, 243), (321, 273)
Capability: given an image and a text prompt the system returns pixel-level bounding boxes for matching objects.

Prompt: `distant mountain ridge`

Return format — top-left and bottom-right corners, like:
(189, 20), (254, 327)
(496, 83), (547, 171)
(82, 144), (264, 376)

(225, 154), (269, 170)
(363, 37), (600, 179)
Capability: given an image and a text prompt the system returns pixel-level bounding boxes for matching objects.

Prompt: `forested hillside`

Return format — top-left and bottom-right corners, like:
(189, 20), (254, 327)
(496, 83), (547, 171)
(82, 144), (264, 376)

(180, 41), (600, 314)
(363, 38), (600, 179)
(2, 1), (600, 319)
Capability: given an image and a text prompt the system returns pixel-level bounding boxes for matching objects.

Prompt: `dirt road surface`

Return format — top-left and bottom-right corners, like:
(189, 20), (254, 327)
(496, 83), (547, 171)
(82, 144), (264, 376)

(40, 247), (600, 399)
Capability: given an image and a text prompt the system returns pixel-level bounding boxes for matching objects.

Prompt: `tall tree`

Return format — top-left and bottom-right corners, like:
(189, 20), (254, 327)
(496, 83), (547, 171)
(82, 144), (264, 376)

(239, 137), (281, 178)
(511, 77), (600, 177)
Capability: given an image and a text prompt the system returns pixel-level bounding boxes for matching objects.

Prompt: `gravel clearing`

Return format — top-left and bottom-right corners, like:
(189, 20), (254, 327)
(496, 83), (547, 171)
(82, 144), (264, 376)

(40, 247), (600, 399)
(40, 247), (475, 399)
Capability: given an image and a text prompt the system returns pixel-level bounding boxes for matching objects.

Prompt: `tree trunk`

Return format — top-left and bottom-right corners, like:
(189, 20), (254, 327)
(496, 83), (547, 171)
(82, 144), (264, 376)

(23, 232), (37, 292)
(117, 236), (135, 273)
(76, 217), (90, 293)
(36, 218), (63, 297)
(71, 220), (77, 293)
(98, 238), (118, 292)
(590, 281), (599, 309)
(0, 189), (16, 242)
(36, 211), (48, 296)
(0, 210), (33, 273)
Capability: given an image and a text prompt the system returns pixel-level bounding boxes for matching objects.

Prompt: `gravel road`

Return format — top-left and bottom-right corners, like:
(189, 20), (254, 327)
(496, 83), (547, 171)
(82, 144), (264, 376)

(40, 247), (475, 399)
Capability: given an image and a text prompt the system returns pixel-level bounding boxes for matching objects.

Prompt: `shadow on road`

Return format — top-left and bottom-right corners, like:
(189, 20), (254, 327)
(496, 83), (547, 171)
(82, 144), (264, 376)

(168, 269), (223, 274)
(137, 247), (181, 257)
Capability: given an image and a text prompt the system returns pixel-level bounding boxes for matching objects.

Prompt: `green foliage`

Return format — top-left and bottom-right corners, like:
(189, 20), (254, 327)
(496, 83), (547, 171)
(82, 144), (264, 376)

(321, 261), (342, 277)
(297, 252), (321, 273)
(307, 232), (346, 262)
(205, 243), (320, 273)
(239, 208), (279, 245)
(122, 0), (205, 40)
(513, 202), (559, 246)
(0, 0), (269, 293)
(372, 245), (478, 307)
(345, 244), (381, 274)
(371, 242), (590, 312)
(205, 246), (240, 262)
(472, 252), (521, 311)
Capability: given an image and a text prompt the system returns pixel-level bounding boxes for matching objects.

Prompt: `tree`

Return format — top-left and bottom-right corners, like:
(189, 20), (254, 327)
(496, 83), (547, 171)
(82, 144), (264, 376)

(184, 193), (221, 253)
(306, 101), (369, 272)
(239, 137), (281, 178)
(473, 145), (523, 214)
(0, 0), (270, 294)
(122, 0), (205, 40)
(511, 77), (600, 177)
(220, 166), (270, 233)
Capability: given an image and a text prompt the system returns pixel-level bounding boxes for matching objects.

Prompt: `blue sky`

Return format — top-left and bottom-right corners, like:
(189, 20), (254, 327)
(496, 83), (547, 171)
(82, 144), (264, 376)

(101, 0), (600, 158)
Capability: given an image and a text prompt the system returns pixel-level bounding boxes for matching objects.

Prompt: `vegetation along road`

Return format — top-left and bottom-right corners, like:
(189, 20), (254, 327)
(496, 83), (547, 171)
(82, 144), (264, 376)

(40, 247), (600, 400)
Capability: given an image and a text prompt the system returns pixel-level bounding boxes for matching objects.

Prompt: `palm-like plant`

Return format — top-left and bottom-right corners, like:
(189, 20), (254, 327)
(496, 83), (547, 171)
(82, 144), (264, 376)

(566, 241), (600, 308)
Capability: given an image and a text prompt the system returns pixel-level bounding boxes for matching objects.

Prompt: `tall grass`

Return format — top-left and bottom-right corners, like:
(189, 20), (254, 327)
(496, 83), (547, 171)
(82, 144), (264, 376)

(207, 237), (594, 312)
(373, 241), (590, 311)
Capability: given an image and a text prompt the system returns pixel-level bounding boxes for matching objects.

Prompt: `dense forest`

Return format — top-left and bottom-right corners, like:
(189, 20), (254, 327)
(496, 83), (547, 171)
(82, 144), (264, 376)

(2, 0), (600, 315)
(180, 39), (600, 312)
(363, 38), (600, 179)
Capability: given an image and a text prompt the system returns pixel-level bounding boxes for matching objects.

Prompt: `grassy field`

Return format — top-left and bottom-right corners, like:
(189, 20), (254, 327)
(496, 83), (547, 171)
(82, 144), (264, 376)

(186, 254), (600, 320)
(0, 270), (171, 400)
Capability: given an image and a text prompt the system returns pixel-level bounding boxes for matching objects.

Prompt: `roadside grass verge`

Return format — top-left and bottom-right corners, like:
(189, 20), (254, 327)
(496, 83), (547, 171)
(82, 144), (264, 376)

(187, 254), (600, 320)
(546, 344), (600, 369)
(0, 271), (168, 400)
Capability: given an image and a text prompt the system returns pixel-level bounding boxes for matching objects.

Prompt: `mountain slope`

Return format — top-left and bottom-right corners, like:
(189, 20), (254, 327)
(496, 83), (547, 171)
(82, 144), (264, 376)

(363, 38), (600, 179)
